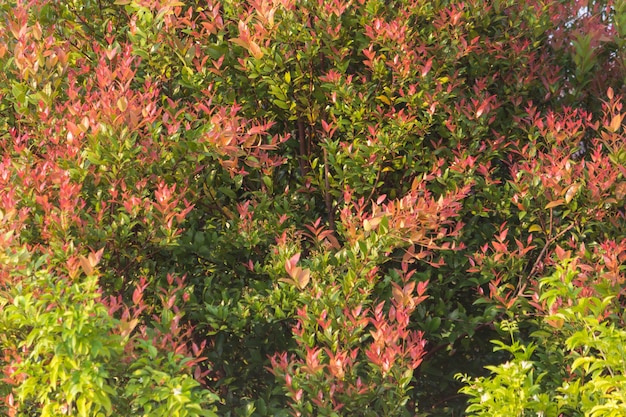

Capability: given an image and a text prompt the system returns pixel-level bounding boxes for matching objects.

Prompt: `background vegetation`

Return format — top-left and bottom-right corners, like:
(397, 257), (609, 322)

(0, 0), (625, 415)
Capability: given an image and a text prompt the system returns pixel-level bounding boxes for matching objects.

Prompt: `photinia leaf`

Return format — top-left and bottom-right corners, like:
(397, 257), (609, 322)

(391, 282), (405, 306)
(273, 99), (289, 110)
(294, 267), (310, 290)
(79, 256), (94, 276)
(608, 113), (623, 133)
(279, 266), (310, 290)
(545, 199), (564, 209)
(363, 216), (382, 232)
(564, 183), (580, 204)
(88, 248), (104, 268)
(376, 95), (391, 105)
(285, 253), (300, 273)
(119, 318), (139, 339)
(117, 96), (128, 112)
(554, 245), (571, 261)
(615, 181), (626, 201)
(421, 58), (433, 77)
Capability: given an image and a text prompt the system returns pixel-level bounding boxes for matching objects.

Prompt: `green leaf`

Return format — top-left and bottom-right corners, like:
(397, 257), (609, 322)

(273, 99), (289, 110)
(571, 356), (595, 373)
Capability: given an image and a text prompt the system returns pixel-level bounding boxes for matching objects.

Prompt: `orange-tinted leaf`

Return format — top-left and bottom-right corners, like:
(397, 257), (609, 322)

(279, 277), (295, 286)
(416, 280), (429, 296)
(391, 283), (405, 306)
(545, 199), (564, 209)
(554, 245), (571, 261)
(248, 40), (264, 59)
(89, 248), (104, 267)
(280, 267), (310, 290)
(230, 37), (250, 50)
(476, 101), (489, 118)
(564, 183), (580, 204)
(78, 256), (93, 276)
(285, 252), (301, 275)
(132, 286), (143, 305)
(608, 114), (623, 133)
(295, 267), (310, 289)
(615, 181), (626, 200)
(119, 318), (139, 338)
(545, 317), (564, 329)
(421, 58), (433, 77)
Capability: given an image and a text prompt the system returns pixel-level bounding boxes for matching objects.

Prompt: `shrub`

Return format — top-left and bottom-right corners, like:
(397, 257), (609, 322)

(1, 0), (625, 415)
(458, 241), (626, 416)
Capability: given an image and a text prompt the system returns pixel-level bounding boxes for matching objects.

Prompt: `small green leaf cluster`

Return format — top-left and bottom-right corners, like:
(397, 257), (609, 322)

(458, 248), (626, 416)
(0, 247), (220, 417)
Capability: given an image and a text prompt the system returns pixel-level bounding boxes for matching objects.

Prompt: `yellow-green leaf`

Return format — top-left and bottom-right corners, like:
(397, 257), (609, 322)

(363, 216), (382, 232)
(376, 95), (391, 105)
(117, 97), (128, 112)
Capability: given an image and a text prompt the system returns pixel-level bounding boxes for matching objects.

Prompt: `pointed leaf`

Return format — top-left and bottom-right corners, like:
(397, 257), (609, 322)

(545, 199), (564, 209)
(376, 95), (391, 105)
(285, 253), (301, 275)
(295, 268), (310, 290)
(609, 113), (623, 133)
(78, 256), (93, 276)
(564, 183), (580, 204)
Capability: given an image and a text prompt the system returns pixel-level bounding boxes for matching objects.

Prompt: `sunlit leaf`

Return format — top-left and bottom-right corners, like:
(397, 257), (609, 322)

(545, 199), (564, 209)
(564, 183), (580, 204)
(376, 95), (391, 105)
(116, 96), (128, 112)
(608, 114), (623, 133)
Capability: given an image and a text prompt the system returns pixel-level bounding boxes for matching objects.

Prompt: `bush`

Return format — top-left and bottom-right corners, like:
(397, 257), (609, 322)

(0, 0), (625, 415)
(458, 241), (626, 416)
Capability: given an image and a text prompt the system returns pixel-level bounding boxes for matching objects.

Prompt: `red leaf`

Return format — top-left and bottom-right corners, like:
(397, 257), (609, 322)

(421, 58), (433, 77)
(132, 286), (143, 305)
(285, 252), (301, 274)
(416, 280), (428, 297)
(554, 245), (570, 261)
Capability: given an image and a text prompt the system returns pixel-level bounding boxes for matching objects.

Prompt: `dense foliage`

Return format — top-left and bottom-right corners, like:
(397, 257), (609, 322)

(0, 0), (625, 415)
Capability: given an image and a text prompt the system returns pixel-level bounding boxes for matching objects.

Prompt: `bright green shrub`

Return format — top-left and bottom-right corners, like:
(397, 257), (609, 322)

(0, 244), (220, 416)
(458, 242), (626, 416)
